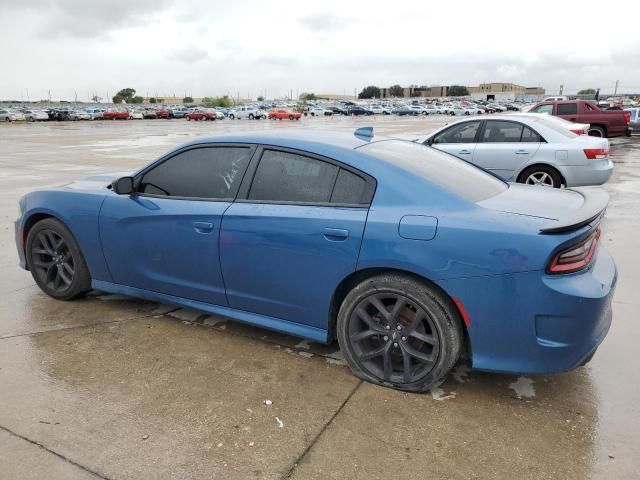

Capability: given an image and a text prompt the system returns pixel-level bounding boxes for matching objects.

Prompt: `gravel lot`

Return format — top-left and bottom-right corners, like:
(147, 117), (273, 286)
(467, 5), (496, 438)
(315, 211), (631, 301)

(0, 116), (638, 480)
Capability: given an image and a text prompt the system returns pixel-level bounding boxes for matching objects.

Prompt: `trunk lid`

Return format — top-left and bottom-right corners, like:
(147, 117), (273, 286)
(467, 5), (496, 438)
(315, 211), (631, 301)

(478, 184), (608, 232)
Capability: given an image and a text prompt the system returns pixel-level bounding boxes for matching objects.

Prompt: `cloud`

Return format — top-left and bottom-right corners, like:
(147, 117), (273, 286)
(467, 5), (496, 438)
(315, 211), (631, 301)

(298, 12), (350, 32)
(166, 46), (209, 63)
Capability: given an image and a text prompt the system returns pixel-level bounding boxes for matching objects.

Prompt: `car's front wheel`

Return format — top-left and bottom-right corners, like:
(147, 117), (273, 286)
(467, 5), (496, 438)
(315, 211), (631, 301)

(26, 218), (91, 300)
(337, 273), (463, 392)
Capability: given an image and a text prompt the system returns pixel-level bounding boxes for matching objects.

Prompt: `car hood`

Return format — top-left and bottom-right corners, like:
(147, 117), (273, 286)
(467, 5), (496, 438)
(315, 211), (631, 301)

(478, 183), (584, 221)
(64, 172), (131, 191)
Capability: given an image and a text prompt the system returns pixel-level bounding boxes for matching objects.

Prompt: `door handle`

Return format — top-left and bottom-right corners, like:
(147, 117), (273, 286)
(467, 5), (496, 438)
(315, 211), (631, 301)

(323, 228), (349, 241)
(458, 149), (472, 154)
(192, 221), (214, 233)
(515, 150), (530, 155)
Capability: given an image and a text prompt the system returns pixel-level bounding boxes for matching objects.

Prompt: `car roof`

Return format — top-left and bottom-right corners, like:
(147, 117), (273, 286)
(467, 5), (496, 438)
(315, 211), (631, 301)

(181, 130), (384, 154)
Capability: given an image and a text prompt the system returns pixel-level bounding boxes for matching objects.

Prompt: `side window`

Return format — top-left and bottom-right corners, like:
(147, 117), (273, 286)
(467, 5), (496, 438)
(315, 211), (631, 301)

(521, 126), (543, 142)
(249, 150), (338, 203)
(139, 147), (252, 199)
(431, 121), (480, 144)
(331, 169), (368, 204)
(482, 121), (523, 143)
(531, 104), (553, 114)
(557, 103), (578, 115)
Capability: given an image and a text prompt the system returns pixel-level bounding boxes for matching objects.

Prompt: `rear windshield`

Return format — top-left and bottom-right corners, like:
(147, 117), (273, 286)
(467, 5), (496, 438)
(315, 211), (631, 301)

(359, 140), (507, 202)
(533, 116), (578, 139)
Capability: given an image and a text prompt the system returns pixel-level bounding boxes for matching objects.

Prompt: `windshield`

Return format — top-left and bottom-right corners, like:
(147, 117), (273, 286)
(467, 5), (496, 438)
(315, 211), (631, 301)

(359, 140), (507, 202)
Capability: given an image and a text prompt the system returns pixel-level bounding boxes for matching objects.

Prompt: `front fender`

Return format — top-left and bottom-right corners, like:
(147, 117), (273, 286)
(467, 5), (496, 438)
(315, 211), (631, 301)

(19, 190), (112, 282)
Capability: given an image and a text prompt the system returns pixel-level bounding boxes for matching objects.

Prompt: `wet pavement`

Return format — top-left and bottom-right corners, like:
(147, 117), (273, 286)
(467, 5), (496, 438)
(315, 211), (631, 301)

(0, 116), (638, 479)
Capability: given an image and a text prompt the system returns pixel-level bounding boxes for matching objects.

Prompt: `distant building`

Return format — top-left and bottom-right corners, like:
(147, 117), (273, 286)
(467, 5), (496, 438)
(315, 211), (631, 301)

(375, 83), (545, 100)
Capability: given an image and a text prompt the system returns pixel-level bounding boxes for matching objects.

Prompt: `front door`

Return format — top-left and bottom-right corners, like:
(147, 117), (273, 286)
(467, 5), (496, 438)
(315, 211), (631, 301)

(100, 144), (254, 305)
(220, 147), (372, 329)
(429, 120), (481, 161)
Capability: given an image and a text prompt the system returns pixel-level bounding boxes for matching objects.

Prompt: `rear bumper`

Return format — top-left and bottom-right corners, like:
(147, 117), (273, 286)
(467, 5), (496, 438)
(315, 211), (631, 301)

(437, 245), (617, 375)
(559, 159), (613, 187)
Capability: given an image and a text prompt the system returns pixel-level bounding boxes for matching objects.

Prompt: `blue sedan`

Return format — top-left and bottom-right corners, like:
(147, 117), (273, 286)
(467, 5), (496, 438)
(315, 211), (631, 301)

(15, 129), (616, 392)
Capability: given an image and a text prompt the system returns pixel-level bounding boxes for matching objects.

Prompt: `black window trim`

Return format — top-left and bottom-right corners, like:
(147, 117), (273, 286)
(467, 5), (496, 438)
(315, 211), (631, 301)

(426, 119), (483, 145)
(477, 119), (547, 144)
(235, 144), (377, 208)
(131, 142), (258, 202)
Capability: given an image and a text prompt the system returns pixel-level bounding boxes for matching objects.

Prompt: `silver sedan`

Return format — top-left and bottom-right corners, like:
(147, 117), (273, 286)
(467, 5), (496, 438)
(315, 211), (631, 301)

(415, 115), (612, 188)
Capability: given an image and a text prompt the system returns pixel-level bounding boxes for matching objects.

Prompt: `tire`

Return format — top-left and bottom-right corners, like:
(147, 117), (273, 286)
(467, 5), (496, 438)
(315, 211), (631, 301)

(517, 165), (562, 188)
(229, 114), (235, 120)
(187, 117), (191, 121)
(588, 126), (606, 137)
(336, 273), (463, 392)
(249, 113), (254, 120)
(289, 115), (294, 120)
(25, 218), (91, 301)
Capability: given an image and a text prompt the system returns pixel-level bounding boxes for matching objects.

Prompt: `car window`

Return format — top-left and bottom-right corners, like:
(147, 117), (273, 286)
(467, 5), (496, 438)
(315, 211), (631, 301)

(360, 140), (507, 202)
(432, 121), (480, 144)
(331, 169), (368, 204)
(139, 147), (252, 199)
(520, 126), (543, 142)
(482, 121), (523, 143)
(557, 103), (578, 115)
(532, 104), (553, 114)
(249, 150), (339, 203)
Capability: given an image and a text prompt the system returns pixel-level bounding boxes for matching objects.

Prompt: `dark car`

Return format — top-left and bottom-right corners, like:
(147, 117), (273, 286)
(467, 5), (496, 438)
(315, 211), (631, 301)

(348, 106), (373, 116)
(529, 100), (632, 138)
(393, 106), (419, 116)
(330, 106), (348, 115)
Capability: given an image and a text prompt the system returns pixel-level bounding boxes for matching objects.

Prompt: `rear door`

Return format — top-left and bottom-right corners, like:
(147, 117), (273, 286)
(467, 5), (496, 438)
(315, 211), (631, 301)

(100, 145), (254, 305)
(428, 120), (481, 160)
(220, 147), (374, 329)
(471, 120), (542, 180)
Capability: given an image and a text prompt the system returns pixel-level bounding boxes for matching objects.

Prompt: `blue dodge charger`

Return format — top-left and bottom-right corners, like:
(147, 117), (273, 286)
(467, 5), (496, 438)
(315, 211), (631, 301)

(15, 129), (617, 392)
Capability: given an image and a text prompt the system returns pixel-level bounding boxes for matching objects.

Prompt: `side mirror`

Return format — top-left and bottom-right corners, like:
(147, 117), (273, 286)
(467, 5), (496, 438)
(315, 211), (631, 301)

(112, 176), (134, 195)
(426, 137), (435, 146)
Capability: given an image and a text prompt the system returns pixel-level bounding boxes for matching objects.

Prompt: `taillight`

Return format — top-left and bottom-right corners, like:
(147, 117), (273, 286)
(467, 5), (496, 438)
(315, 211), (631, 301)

(624, 111), (631, 124)
(583, 148), (609, 160)
(570, 129), (585, 135)
(547, 229), (601, 274)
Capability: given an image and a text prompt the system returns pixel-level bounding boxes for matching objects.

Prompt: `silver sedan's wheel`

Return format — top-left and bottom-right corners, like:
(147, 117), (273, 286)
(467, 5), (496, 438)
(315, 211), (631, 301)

(525, 172), (554, 187)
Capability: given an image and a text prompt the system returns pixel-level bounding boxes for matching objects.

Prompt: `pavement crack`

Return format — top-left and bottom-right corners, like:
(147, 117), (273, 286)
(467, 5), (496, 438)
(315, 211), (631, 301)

(0, 313), (154, 341)
(281, 380), (363, 479)
(0, 424), (112, 480)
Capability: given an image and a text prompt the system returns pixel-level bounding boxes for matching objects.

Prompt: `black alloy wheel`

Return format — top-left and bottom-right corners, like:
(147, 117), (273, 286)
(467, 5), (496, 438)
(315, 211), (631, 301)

(26, 218), (91, 300)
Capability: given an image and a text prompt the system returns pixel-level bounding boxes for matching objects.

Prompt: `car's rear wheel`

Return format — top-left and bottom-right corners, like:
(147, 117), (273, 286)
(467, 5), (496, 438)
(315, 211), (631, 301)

(588, 126), (606, 137)
(518, 165), (562, 188)
(289, 115), (294, 120)
(337, 273), (463, 392)
(26, 218), (91, 300)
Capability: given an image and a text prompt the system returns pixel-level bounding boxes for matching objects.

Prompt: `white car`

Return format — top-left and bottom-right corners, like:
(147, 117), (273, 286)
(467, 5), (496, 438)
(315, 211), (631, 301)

(415, 114), (612, 188)
(308, 106), (333, 116)
(229, 106), (267, 119)
(448, 106), (476, 116)
(368, 105), (392, 115)
(84, 108), (105, 120)
(129, 111), (144, 120)
(0, 109), (25, 121)
(70, 110), (92, 121)
(22, 109), (49, 121)
(422, 105), (439, 115)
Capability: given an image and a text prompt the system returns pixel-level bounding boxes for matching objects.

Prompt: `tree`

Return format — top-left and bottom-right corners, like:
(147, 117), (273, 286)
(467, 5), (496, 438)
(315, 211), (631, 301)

(578, 88), (596, 95)
(130, 96), (144, 104)
(299, 92), (317, 101)
(410, 91), (422, 97)
(112, 94), (124, 104)
(447, 85), (469, 97)
(156, 98), (164, 104)
(201, 96), (232, 108)
(183, 96), (194, 104)
(149, 97), (157, 104)
(358, 86), (381, 99)
(257, 95), (264, 102)
(389, 84), (404, 97)
(115, 88), (136, 102)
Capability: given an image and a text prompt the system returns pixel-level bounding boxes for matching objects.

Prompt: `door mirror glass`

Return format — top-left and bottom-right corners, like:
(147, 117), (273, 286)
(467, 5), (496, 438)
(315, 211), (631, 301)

(112, 176), (134, 195)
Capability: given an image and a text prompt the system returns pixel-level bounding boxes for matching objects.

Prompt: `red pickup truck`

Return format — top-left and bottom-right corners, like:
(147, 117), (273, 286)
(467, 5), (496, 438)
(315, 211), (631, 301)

(102, 110), (130, 120)
(529, 100), (632, 138)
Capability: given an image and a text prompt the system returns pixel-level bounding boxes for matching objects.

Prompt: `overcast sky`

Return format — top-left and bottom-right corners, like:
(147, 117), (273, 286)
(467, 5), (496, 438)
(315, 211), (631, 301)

(2, 0), (640, 101)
